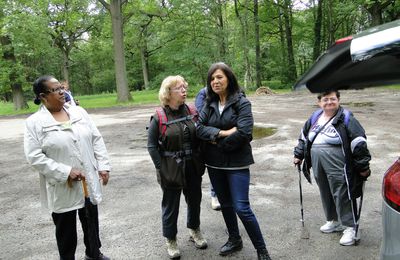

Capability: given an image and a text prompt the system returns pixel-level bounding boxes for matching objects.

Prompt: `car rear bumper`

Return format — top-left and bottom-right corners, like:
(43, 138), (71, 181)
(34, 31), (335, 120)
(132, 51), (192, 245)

(381, 200), (400, 260)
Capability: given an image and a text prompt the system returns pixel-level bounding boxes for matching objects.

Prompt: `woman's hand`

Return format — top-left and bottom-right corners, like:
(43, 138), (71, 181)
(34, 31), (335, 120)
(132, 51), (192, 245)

(293, 157), (302, 166)
(359, 169), (371, 179)
(218, 126), (237, 138)
(99, 171), (110, 185)
(67, 168), (85, 188)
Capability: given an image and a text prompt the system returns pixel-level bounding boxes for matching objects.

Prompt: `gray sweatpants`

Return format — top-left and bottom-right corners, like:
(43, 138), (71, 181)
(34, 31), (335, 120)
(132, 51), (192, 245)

(311, 145), (354, 227)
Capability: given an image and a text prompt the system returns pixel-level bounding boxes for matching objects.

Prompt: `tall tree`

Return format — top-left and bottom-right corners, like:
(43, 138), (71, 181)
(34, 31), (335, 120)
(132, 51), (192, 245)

(364, 0), (394, 26)
(46, 0), (97, 82)
(253, 0), (261, 88)
(313, 0), (324, 61)
(0, 2), (29, 110)
(0, 35), (28, 110)
(216, 0), (227, 59)
(234, 0), (252, 88)
(282, 0), (297, 83)
(98, 0), (132, 102)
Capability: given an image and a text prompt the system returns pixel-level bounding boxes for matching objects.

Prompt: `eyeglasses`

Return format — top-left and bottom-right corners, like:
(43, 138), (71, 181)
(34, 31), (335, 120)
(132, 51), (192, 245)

(320, 97), (338, 103)
(171, 85), (188, 92)
(45, 86), (65, 94)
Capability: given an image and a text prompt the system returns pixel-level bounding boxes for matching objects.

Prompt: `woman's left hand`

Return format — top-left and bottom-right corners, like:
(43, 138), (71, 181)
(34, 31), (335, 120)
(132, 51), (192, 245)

(359, 169), (371, 179)
(99, 171), (110, 185)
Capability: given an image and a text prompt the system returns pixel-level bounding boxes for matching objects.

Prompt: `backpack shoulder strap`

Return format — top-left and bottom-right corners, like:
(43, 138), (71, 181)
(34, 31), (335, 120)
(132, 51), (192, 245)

(343, 108), (351, 126)
(310, 109), (323, 125)
(155, 107), (168, 136)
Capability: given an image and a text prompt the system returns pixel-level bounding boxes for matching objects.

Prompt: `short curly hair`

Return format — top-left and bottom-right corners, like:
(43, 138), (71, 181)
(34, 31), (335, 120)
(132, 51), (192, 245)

(158, 75), (187, 106)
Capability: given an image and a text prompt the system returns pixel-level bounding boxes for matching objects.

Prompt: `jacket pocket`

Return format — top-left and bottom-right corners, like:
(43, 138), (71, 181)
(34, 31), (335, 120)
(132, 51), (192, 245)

(160, 158), (186, 189)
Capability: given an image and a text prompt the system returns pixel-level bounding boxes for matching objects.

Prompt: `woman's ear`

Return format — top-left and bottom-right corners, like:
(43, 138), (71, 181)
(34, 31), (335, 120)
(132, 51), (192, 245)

(39, 93), (47, 101)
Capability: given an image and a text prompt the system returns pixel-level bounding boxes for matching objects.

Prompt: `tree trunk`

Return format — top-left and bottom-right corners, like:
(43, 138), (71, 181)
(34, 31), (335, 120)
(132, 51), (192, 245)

(367, 4), (383, 26)
(234, 0), (251, 88)
(283, 0), (297, 83)
(105, 0), (132, 102)
(216, 0), (226, 59)
(278, 3), (287, 81)
(12, 83), (28, 110)
(0, 35), (28, 110)
(326, 0), (334, 46)
(313, 0), (323, 61)
(140, 42), (149, 90)
(62, 50), (70, 82)
(254, 0), (261, 88)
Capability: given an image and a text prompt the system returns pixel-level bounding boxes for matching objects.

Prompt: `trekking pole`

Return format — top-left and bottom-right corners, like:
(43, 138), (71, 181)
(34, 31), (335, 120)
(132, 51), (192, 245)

(297, 163), (310, 239)
(354, 181), (365, 245)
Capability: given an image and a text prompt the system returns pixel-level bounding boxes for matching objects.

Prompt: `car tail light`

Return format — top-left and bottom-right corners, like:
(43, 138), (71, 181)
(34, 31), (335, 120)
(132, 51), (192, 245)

(335, 36), (353, 45)
(383, 157), (400, 212)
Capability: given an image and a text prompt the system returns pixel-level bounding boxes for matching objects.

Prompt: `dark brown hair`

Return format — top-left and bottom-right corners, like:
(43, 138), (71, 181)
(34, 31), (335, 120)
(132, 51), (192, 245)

(206, 62), (242, 103)
(317, 90), (340, 100)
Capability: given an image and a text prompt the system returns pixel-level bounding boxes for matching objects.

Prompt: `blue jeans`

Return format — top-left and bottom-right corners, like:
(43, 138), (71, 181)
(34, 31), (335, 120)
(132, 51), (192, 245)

(208, 167), (266, 250)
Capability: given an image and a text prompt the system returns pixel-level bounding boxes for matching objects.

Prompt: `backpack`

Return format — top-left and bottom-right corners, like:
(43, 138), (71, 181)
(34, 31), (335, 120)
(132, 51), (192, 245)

(155, 104), (198, 137)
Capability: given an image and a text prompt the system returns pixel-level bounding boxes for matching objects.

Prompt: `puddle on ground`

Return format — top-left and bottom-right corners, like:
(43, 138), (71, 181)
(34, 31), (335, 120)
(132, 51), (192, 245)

(253, 126), (277, 139)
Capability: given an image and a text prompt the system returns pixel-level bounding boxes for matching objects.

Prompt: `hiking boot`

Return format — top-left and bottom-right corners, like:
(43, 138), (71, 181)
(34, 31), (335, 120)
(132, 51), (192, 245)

(189, 228), (208, 249)
(84, 252), (110, 260)
(257, 248), (272, 260)
(219, 236), (243, 256)
(211, 196), (221, 210)
(320, 221), (345, 233)
(166, 238), (181, 259)
(340, 227), (356, 246)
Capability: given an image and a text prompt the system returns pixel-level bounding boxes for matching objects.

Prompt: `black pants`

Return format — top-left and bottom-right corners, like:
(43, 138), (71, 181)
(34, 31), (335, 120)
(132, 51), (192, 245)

(51, 205), (102, 260)
(161, 161), (203, 239)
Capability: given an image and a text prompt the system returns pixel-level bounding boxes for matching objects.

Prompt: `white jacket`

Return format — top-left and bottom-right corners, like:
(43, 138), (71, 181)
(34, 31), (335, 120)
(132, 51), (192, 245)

(24, 104), (111, 213)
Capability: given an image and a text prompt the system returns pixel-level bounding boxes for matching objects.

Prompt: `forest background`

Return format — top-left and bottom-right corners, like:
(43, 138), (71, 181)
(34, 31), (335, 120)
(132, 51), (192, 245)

(1, 0), (399, 111)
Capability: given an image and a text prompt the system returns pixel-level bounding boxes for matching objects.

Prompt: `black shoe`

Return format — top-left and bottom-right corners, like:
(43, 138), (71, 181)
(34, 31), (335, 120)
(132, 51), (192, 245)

(84, 252), (110, 260)
(219, 237), (243, 256)
(257, 248), (271, 260)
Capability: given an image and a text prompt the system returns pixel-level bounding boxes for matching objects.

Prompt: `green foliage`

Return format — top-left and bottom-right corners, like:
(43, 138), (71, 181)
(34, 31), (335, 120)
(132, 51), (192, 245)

(1, 0), (399, 114)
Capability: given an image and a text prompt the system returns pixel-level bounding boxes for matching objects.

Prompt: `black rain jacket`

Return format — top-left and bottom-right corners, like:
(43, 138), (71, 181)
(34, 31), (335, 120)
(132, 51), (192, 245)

(196, 92), (254, 168)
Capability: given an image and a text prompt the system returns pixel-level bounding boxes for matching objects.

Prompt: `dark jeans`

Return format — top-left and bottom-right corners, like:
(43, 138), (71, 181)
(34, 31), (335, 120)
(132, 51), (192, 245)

(208, 167), (266, 250)
(162, 161), (202, 239)
(52, 205), (101, 260)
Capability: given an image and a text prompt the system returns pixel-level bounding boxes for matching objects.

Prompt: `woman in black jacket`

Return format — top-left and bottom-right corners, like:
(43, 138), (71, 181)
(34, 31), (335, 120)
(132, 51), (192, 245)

(197, 62), (271, 260)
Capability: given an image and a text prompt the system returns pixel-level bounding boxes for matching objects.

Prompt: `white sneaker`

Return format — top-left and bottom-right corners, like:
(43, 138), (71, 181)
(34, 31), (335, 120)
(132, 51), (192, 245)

(189, 228), (208, 249)
(211, 196), (221, 210)
(340, 227), (356, 246)
(320, 221), (345, 233)
(166, 239), (181, 259)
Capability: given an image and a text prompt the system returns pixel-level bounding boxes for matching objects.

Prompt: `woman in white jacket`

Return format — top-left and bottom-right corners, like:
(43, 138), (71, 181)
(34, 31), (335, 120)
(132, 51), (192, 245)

(24, 75), (111, 260)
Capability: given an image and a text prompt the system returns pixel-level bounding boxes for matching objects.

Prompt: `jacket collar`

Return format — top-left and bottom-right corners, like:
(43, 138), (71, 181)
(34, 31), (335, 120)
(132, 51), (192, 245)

(331, 106), (344, 125)
(38, 104), (82, 127)
(209, 92), (242, 110)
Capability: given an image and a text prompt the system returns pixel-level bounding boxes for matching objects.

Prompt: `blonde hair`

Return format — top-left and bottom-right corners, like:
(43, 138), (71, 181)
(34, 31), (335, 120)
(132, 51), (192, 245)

(158, 75), (188, 106)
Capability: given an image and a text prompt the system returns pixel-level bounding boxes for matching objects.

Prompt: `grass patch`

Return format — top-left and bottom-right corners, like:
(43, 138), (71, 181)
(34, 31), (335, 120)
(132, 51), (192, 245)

(0, 89), (160, 116)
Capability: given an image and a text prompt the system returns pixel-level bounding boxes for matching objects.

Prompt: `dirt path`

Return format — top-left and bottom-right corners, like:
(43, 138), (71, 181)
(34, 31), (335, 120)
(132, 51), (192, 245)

(1, 88), (399, 259)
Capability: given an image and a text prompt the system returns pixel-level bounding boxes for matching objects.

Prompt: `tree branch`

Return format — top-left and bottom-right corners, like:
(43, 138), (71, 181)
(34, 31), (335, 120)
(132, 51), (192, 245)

(98, 0), (110, 10)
